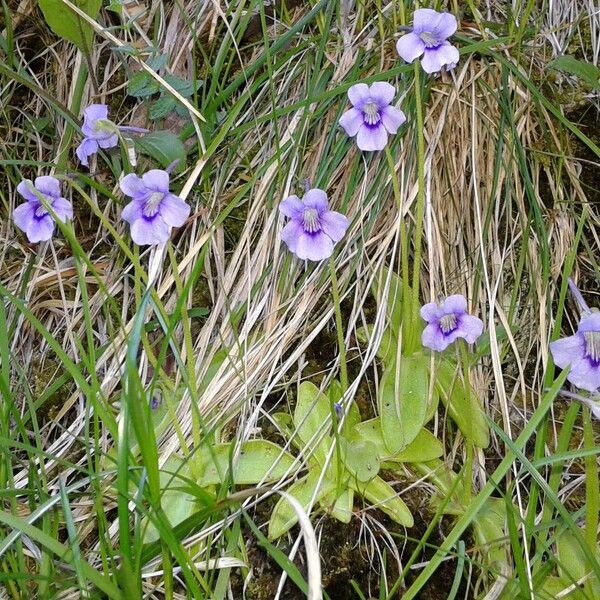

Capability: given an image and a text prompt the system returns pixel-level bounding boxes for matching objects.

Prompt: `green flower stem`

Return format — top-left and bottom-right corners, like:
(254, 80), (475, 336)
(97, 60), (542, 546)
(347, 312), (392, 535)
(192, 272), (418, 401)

(57, 60), (88, 170)
(329, 255), (348, 393)
(385, 146), (410, 347)
(583, 406), (599, 558)
(458, 341), (474, 506)
(411, 62), (426, 352)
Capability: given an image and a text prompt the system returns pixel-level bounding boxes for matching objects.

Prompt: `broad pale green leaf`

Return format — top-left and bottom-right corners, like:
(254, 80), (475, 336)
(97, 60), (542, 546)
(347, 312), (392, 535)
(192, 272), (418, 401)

(556, 527), (600, 596)
(345, 440), (380, 482)
(197, 440), (296, 486)
(293, 381), (333, 466)
(386, 428), (444, 464)
(549, 56), (600, 89)
(351, 476), (413, 527)
(329, 488), (354, 523)
(39, 0), (102, 51)
(143, 456), (196, 544)
(378, 355), (430, 454)
(472, 498), (508, 568)
(135, 131), (186, 170)
(356, 324), (398, 367)
(268, 472), (335, 540)
(351, 418), (387, 456)
(434, 360), (490, 448)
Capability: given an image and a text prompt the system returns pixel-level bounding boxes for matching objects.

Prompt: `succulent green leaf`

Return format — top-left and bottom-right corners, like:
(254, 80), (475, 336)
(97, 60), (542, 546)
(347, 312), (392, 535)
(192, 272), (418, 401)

(351, 477), (413, 527)
(142, 456), (196, 544)
(345, 440), (380, 482)
(387, 428), (444, 463)
(294, 381), (333, 466)
(197, 440), (296, 486)
(268, 472), (335, 540)
(378, 355), (430, 454)
(434, 360), (490, 448)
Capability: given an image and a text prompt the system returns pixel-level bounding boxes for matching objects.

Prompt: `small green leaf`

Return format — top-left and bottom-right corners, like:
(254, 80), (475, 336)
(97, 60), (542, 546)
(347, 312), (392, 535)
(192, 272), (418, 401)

(472, 498), (508, 568)
(135, 131), (186, 170)
(39, 0), (101, 51)
(350, 418), (387, 457)
(197, 440), (297, 486)
(434, 360), (490, 448)
(379, 355), (430, 454)
(149, 96), (178, 120)
(350, 476), (413, 527)
(127, 72), (161, 98)
(556, 527), (600, 595)
(549, 56), (600, 89)
(268, 472), (335, 540)
(345, 440), (380, 482)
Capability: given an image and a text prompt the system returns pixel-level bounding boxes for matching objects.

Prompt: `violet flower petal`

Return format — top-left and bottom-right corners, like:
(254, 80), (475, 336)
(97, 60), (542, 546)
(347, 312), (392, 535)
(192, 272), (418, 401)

(142, 169), (170, 193)
(26, 215), (55, 243)
(121, 200), (143, 224)
(443, 294), (468, 314)
(13, 202), (36, 232)
(296, 231), (334, 261)
(550, 335), (584, 370)
(457, 314), (484, 343)
(303, 188), (329, 212)
(76, 139), (99, 166)
(83, 103), (109, 123)
(356, 123), (388, 151)
(421, 43), (459, 74)
(380, 106), (406, 134)
(52, 197), (74, 222)
(280, 220), (304, 253)
(339, 108), (364, 137)
(160, 194), (190, 227)
(567, 359), (600, 393)
(412, 8), (442, 31)
(130, 217), (170, 246)
(16, 180), (38, 202)
(369, 82), (396, 107)
(320, 211), (349, 242)
(420, 301), (442, 322)
(396, 32), (426, 63)
(422, 323), (450, 351)
(347, 83), (371, 109)
(120, 174), (146, 198)
(34, 176), (61, 198)
(279, 195), (305, 218)
(97, 133), (119, 149)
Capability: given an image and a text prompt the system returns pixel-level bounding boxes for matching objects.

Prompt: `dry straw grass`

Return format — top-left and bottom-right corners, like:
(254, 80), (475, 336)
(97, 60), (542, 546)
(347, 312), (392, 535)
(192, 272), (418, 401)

(1, 0), (599, 596)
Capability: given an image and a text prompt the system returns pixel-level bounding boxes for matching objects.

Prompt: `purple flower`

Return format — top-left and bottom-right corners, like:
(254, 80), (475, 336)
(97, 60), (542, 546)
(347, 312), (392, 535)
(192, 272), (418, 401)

(13, 176), (73, 243)
(396, 9), (459, 74)
(120, 169), (191, 246)
(339, 83), (406, 151)
(421, 294), (484, 351)
(76, 104), (148, 166)
(279, 188), (349, 261)
(550, 311), (600, 393)
(76, 104), (119, 166)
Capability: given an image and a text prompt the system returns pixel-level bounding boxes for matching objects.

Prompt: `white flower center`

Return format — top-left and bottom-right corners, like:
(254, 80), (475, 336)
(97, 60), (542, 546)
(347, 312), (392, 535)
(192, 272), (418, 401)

(584, 331), (600, 363)
(440, 313), (458, 334)
(302, 208), (321, 233)
(362, 101), (381, 126)
(419, 31), (439, 48)
(143, 192), (164, 218)
(34, 202), (49, 218)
